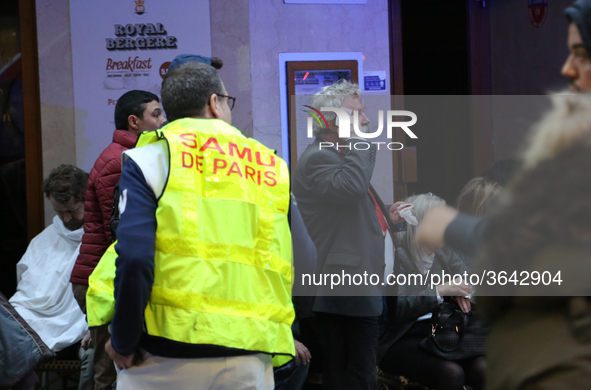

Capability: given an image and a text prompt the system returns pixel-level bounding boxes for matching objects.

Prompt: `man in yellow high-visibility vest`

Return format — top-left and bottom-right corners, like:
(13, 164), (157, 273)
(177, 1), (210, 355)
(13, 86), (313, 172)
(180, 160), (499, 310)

(96, 62), (294, 390)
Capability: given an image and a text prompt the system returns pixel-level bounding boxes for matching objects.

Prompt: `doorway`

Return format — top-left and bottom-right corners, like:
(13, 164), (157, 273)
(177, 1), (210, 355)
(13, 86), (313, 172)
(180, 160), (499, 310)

(390, 0), (493, 204)
(401, 0), (473, 204)
(0, 0), (43, 297)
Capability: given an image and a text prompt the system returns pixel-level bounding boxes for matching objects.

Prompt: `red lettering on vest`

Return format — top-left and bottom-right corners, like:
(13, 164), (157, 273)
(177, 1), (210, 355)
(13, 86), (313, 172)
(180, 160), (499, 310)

(213, 158), (227, 174)
(257, 170), (261, 185)
(229, 143), (252, 162)
(256, 152), (275, 167)
(179, 133), (197, 149)
(182, 151), (194, 168)
(200, 137), (226, 154)
(227, 162), (243, 178)
(245, 165), (256, 183)
(196, 156), (204, 173)
(263, 171), (277, 187)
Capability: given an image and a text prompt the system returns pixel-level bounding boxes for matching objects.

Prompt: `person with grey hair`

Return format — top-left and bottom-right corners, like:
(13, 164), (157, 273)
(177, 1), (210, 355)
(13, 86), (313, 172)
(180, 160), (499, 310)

(472, 92), (591, 390)
(378, 194), (485, 390)
(292, 80), (401, 390)
(86, 61), (295, 389)
(308, 80), (371, 138)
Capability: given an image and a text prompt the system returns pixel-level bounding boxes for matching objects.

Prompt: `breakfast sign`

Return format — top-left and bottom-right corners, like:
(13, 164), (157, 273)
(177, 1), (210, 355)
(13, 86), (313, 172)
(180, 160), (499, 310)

(69, 0), (212, 171)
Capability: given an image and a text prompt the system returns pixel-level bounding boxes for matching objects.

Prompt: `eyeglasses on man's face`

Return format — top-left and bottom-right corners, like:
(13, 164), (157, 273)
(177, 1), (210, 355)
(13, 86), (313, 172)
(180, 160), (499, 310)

(214, 94), (236, 110)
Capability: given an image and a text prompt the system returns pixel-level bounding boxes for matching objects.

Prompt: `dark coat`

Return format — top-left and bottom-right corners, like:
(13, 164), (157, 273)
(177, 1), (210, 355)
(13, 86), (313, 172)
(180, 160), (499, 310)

(474, 145), (591, 390)
(71, 130), (137, 284)
(290, 194), (318, 320)
(292, 137), (396, 317)
(476, 145), (591, 318)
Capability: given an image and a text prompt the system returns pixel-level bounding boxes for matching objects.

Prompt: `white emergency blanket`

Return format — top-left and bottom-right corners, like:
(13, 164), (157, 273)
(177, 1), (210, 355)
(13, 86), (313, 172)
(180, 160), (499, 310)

(9, 215), (87, 351)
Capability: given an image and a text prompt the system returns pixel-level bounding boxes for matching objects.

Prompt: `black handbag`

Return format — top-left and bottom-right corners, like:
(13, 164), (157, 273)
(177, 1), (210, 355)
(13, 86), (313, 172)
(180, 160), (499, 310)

(419, 301), (488, 360)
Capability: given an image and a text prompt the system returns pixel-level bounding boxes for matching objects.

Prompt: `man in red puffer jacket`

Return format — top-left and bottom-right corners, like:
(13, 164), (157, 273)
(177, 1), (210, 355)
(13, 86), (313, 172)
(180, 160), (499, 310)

(71, 89), (165, 390)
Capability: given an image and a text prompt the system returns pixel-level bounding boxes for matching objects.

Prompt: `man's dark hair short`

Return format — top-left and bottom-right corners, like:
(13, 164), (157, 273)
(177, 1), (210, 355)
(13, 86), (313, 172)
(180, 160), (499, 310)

(42, 164), (89, 203)
(114, 90), (160, 130)
(161, 62), (224, 123)
(210, 57), (223, 70)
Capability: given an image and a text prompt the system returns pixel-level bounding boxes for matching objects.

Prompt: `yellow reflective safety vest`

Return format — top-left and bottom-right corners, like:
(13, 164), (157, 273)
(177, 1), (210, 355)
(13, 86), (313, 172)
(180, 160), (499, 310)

(87, 118), (294, 366)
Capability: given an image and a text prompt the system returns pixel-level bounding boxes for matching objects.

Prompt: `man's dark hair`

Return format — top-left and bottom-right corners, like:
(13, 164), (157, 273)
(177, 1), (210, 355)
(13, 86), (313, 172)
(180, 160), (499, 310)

(565, 1), (591, 58)
(42, 164), (89, 203)
(114, 90), (160, 130)
(161, 62), (224, 123)
(210, 57), (223, 70)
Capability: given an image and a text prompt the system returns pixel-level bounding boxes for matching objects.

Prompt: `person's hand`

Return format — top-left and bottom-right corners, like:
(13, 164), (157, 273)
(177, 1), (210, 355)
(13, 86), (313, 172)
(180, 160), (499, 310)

(455, 296), (472, 313)
(81, 331), (92, 350)
(416, 206), (459, 252)
(105, 338), (135, 370)
(389, 202), (412, 224)
(436, 280), (472, 297)
(294, 339), (311, 366)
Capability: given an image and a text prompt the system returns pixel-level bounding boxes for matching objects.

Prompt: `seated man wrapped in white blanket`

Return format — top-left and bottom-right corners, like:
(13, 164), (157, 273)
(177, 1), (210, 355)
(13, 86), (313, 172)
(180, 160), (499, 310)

(9, 164), (94, 390)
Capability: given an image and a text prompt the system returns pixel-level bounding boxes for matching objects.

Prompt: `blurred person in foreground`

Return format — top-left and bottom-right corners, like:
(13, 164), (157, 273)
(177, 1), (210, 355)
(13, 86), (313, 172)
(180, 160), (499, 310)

(474, 93), (591, 389)
(418, 93), (591, 390)
(86, 61), (294, 389)
(417, 0), (591, 255)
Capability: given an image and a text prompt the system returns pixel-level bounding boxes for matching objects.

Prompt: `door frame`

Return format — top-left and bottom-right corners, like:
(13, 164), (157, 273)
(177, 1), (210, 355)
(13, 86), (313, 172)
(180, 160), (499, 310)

(19, 0), (44, 240)
(388, 0), (494, 201)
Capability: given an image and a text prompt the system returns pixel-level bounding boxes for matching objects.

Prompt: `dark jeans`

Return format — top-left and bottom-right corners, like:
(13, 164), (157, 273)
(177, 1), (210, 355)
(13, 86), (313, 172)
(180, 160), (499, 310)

(314, 312), (379, 390)
(274, 359), (309, 390)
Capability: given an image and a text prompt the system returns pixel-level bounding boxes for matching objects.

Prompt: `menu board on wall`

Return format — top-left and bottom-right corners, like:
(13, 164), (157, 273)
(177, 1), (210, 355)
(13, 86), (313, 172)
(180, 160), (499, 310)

(69, 0), (211, 171)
